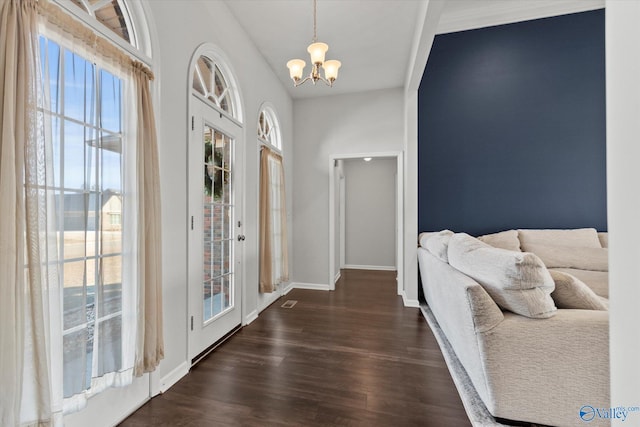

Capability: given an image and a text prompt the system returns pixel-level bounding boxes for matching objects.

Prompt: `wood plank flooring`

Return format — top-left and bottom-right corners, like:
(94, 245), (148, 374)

(120, 270), (471, 426)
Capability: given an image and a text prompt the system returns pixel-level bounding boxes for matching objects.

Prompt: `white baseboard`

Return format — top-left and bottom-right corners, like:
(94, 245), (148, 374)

(334, 271), (341, 284)
(244, 309), (258, 326)
(150, 370), (161, 397)
(288, 282), (331, 291)
(401, 290), (420, 308)
(160, 361), (190, 393)
(283, 282), (295, 295)
(343, 264), (397, 271)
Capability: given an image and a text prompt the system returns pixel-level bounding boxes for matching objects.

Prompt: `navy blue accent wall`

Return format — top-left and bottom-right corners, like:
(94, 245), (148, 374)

(418, 10), (606, 236)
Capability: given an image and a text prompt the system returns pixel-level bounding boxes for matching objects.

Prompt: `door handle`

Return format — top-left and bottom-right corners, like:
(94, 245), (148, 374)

(237, 234), (246, 241)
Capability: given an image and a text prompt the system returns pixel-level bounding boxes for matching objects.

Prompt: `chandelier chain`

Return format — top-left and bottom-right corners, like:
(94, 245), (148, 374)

(313, 0), (317, 42)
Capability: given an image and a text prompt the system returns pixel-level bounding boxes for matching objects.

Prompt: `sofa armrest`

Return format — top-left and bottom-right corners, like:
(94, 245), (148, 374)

(418, 247), (504, 405)
(419, 247), (504, 333)
(479, 309), (609, 426)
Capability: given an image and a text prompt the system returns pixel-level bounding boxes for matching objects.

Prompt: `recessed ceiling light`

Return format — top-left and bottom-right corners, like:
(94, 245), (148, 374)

(364, 157), (372, 162)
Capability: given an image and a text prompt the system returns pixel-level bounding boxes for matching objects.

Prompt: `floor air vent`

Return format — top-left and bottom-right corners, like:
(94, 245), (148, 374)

(281, 300), (297, 309)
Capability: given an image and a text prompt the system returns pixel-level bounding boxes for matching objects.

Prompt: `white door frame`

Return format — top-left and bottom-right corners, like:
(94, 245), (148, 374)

(186, 43), (246, 364)
(328, 151), (404, 295)
(339, 174), (346, 270)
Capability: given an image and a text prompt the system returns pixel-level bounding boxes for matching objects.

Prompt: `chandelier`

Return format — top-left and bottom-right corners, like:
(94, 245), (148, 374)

(286, 0), (341, 87)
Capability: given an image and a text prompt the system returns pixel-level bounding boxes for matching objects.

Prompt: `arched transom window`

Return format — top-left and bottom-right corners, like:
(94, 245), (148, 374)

(69, 0), (135, 45)
(192, 55), (237, 118)
(258, 108), (281, 150)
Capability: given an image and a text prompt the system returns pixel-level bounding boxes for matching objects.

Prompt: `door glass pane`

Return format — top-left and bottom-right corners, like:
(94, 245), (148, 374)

(222, 275), (231, 311)
(214, 132), (224, 168)
(223, 171), (231, 204)
(222, 206), (230, 240)
(212, 240), (222, 279)
(202, 125), (234, 322)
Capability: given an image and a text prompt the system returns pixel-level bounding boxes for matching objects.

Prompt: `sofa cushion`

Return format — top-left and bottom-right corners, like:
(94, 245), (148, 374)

(448, 233), (556, 318)
(518, 228), (601, 250)
(418, 232), (431, 247)
(522, 243), (608, 271)
(421, 230), (454, 263)
(478, 230), (521, 252)
(598, 232), (608, 248)
(549, 270), (608, 310)
(550, 268), (609, 298)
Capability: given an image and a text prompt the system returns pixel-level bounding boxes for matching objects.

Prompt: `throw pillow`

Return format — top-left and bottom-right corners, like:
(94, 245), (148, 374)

(424, 230), (454, 263)
(549, 270), (608, 310)
(523, 244), (608, 271)
(518, 228), (601, 250)
(448, 233), (556, 319)
(418, 232), (432, 248)
(478, 230), (521, 252)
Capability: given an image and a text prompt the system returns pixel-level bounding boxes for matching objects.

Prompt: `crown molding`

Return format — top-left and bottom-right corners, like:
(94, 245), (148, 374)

(436, 0), (605, 35)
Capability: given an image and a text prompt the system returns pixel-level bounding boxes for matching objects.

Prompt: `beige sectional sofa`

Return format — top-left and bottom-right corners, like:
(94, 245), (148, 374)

(418, 228), (609, 427)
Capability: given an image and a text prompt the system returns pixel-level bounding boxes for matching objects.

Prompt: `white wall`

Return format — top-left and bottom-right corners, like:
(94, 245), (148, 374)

(291, 88), (405, 287)
(606, 0), (640, 422)
(149, 0), (293, 383)
(343, 158), (397, 269)
(400, 0), (444, 307)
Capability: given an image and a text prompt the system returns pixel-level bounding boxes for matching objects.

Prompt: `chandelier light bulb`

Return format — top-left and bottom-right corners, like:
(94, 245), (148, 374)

(286, 59), (306, 80)
(307, 42), (328, 65)
(323, 59), (341, 81)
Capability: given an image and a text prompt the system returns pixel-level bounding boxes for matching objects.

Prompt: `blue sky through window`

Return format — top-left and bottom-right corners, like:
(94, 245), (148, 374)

(39, 36), (123, 192)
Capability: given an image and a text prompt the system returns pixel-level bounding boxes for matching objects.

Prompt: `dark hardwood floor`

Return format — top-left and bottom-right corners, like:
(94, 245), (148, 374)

(120, 270), (471, 426)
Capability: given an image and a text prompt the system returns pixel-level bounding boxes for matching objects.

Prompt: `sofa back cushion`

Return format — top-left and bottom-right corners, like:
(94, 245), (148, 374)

(448, 233), (556, 318)
(518, 228), (601, 250)
(550, 268), (609, 298)
(522, 243), (608, 271)
(478, 230), (521, 252)
(549, 270), (608, 310)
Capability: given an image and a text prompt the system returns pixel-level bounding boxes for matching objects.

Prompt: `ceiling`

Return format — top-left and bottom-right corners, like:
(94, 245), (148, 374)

(224, 0), (605, 100)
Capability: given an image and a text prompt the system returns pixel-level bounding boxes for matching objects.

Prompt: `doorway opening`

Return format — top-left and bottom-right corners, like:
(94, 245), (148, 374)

(329, 152), (403, 296)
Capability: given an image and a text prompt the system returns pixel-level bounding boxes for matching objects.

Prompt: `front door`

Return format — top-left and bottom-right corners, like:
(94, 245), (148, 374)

(188, 97), (243, 361)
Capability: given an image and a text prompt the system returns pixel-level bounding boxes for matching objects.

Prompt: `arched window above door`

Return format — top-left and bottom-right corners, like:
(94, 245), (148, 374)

(257, 106), (281, 151)
(192, 55), (238, 118)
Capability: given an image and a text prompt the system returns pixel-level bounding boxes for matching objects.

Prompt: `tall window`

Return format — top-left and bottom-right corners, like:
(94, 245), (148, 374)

(258, 107), (288, 293)
(40, 34), (126, 399)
